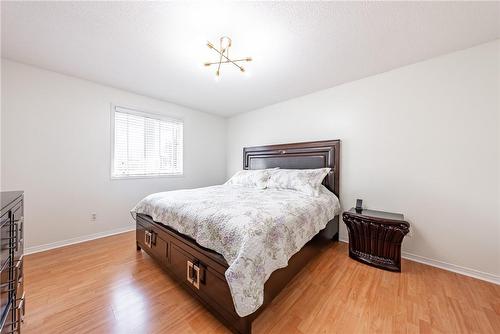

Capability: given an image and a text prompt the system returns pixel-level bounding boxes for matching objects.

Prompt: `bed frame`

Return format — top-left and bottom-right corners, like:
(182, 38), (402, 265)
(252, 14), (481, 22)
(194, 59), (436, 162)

(135, 139), (341, 333)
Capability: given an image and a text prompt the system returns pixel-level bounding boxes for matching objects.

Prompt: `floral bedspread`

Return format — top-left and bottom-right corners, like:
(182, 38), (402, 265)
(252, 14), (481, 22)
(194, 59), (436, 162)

(131, 184), (340, 317)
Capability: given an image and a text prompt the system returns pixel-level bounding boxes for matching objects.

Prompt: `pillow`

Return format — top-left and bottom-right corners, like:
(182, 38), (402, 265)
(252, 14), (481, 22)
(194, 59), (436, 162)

(267, 168), (331, 196)
(225, 169), (275, 189)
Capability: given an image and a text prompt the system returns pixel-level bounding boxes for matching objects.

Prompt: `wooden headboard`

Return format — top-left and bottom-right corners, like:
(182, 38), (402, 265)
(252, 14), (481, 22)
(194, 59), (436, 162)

(243, 140), (340, 197)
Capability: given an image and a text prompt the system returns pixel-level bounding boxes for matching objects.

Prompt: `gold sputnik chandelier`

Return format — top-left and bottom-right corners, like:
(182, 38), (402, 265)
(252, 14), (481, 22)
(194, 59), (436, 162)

(204, 36), (252, 78)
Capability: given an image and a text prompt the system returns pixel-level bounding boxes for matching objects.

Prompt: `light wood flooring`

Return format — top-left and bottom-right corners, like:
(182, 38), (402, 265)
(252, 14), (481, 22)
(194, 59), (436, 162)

(24, 231), (500, 333)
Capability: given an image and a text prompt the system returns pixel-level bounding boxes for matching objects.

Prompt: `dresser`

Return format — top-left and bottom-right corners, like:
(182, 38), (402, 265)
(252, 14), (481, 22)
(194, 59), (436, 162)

(0, 192), (24, 334)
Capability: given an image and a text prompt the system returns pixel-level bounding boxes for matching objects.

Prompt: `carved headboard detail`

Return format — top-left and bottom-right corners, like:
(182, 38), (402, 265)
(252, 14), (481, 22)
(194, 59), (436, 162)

(243, 140), (340, 197)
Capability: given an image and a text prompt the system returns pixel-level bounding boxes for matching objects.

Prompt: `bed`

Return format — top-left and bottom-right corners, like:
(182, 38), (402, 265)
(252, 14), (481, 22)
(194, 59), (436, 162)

(133, 140), (341, 333)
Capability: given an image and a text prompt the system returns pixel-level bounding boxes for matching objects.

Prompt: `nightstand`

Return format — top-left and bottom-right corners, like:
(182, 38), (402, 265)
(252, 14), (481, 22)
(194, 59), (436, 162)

(342, 208), (410, 272)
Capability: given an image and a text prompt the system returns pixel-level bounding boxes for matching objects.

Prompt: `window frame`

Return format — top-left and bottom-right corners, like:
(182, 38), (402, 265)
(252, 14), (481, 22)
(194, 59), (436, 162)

(110, 104), (185, 180)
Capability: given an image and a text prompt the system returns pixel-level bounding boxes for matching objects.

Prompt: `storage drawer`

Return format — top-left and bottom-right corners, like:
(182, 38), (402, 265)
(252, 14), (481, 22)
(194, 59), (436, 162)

(0, 303), (12, 334)
(0, 218), (11, 271)
(170, 243), (234, 312)
(4, 251), (23, 334)
(202, 266), (234, 312)
(12, 292), (24, 334)
(170, 243), (200, 287)
(3, 292), (24, 334)
(0, 258), (14, 319)
(136, 222), (168, 265)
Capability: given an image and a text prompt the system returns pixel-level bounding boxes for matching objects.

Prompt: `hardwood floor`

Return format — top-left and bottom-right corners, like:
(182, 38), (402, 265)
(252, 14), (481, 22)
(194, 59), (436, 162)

(24, 231), (500, 334)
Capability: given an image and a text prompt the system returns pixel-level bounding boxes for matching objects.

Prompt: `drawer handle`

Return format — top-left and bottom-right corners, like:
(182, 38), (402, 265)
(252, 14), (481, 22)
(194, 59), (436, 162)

(144, 231), (152, 248)
(151, 231), (157, 246)
(19, 217), (24, 242)
(186, 260), (200, 289)
(17, 294), (25, 323)
(14, 222), (19, 252)
(15, 259), (23, 283)
(13, 217), (23, 253)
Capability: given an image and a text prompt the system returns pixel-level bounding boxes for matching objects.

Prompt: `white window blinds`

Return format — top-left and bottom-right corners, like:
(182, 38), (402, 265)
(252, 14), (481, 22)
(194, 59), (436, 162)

(112, 106), (183, 178)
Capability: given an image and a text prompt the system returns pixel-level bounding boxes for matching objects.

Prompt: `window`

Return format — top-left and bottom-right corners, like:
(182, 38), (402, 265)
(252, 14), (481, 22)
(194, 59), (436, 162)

(111, 105), (183, 178)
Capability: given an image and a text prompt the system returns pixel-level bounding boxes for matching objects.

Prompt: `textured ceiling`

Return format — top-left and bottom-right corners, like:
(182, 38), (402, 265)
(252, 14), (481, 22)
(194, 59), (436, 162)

(2, 1), (499, 116)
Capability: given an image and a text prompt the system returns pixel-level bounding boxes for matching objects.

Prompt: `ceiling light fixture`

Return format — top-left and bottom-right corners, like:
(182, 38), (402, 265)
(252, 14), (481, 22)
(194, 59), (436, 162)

(204, 36), (252, 78)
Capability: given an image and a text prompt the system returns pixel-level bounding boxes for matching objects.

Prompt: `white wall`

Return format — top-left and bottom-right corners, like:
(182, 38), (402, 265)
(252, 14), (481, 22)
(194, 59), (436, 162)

(1, 59), (227, 249)
(227, 40), (500, 280)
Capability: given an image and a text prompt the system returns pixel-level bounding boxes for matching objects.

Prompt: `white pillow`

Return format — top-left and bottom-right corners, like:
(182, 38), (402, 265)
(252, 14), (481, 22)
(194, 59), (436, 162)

(267, 168), (331, 196)
(225, 169), (274, 189)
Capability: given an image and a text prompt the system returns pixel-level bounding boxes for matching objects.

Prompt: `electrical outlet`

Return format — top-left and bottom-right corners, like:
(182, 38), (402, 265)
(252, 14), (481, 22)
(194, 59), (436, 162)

(407, 227), (414, 238)
(90, 213), (97, 222)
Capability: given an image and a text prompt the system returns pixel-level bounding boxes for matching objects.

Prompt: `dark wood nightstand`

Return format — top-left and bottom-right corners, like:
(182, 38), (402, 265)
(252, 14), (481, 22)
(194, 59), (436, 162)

(342, 208), (410, 272)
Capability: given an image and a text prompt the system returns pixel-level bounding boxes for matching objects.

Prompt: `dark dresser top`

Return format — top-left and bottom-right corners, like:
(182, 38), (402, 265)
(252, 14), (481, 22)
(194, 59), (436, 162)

(1, 191), (24, 212)
(345, 207), (405, 223)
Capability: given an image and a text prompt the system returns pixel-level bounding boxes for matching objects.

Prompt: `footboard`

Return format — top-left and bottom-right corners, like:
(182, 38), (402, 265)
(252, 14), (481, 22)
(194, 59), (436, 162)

(136, 213), (338, 334)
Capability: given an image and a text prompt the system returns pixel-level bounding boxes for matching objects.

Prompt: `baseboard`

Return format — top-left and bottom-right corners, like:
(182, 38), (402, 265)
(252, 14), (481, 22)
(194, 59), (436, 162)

(338, 237), (499, 285)
(25, 225), (136, 255)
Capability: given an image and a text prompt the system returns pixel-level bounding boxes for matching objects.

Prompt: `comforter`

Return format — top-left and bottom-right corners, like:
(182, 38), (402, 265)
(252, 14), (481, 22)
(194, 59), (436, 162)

(131, 184), (340, 317)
